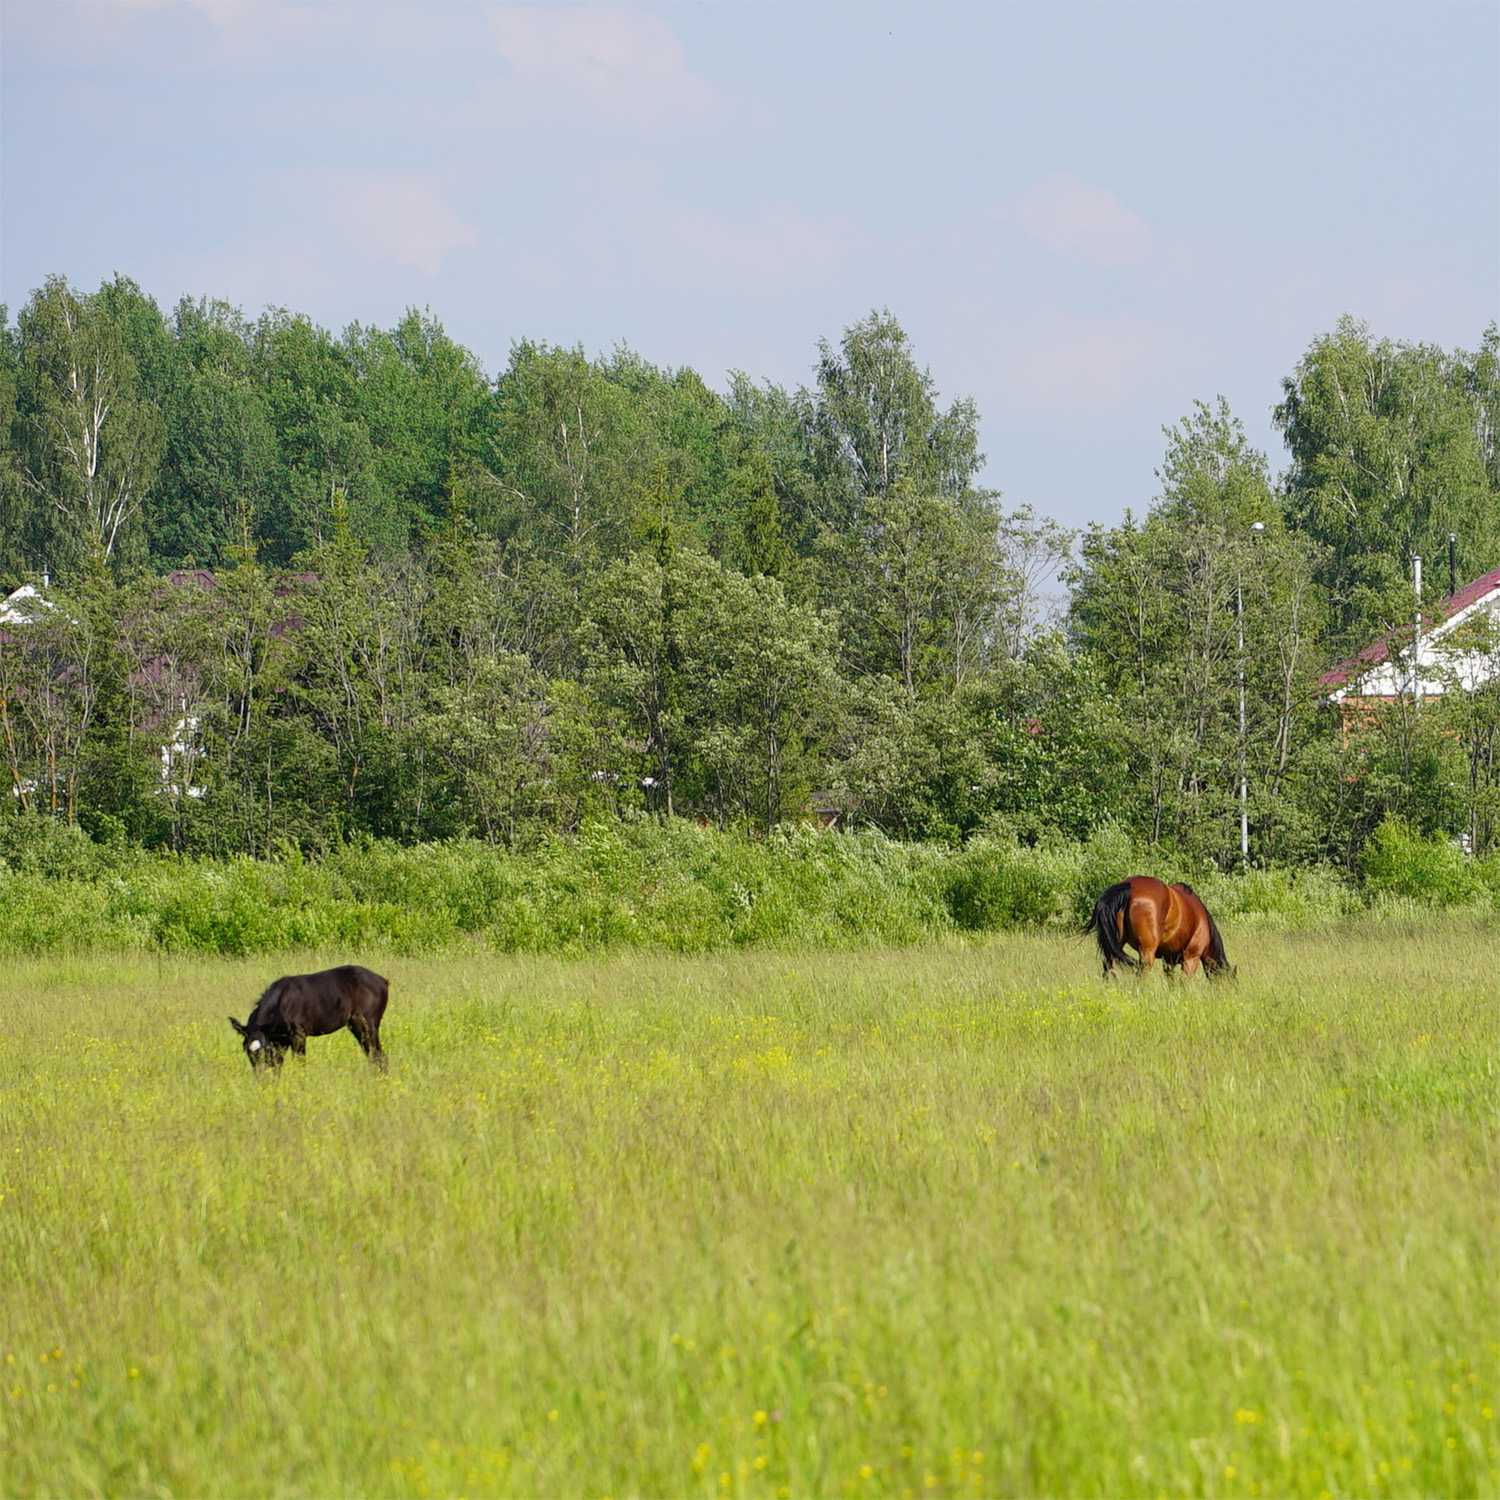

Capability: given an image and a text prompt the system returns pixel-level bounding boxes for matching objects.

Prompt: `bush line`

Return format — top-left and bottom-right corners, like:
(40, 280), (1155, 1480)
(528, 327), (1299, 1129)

(0, 814), (1491, 958)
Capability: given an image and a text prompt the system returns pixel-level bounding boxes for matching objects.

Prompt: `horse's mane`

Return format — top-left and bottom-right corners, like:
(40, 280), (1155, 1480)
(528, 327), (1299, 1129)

(246, 978), (286, 1026)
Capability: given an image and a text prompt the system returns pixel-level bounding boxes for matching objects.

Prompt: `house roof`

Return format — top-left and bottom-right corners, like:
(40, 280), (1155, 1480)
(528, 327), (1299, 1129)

(0, 584), (56, 646)
(166, 568), (218, 591)
(0, 583), (51, 628)
(1319, 563), (1500, 689)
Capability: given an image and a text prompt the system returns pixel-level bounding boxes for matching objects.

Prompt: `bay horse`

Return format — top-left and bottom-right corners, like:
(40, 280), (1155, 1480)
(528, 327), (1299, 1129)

(228, 964), (390, 1071)
(1085, 876), (1232, 979)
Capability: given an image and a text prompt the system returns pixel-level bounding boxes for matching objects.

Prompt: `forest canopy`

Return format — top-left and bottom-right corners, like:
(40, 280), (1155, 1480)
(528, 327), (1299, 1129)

(2, 274), (1498, 868)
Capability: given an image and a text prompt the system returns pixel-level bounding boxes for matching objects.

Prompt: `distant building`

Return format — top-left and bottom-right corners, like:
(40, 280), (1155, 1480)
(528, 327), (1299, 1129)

(2, 569), (317, 804)
(0, 583), (53, 629)
(1320, 565), (1500, 706)
(1, 584), (59, 803)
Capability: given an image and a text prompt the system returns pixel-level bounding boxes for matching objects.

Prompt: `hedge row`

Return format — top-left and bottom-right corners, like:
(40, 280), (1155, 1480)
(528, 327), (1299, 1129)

(0, 814), (1487, 957)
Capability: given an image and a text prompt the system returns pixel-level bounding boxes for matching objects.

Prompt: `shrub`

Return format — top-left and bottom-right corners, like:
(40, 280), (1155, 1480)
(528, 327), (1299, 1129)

(1064, 823), (1148, 926)
(0, 813), (1447, 959)
(0, 872), (151, 953)
(1195, 865), (1356, 926)
(943, 842), (1063, 931)
(0, 813), (137, 881)
(1359, 817), (1484, 908)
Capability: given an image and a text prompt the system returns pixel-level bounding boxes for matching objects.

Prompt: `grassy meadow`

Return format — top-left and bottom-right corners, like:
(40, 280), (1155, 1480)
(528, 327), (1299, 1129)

(1, 927), (1497, 1499)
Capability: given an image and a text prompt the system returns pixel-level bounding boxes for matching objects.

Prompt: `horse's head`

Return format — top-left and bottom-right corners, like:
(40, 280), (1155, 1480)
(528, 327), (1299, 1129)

(228, 1015), (284, 1070)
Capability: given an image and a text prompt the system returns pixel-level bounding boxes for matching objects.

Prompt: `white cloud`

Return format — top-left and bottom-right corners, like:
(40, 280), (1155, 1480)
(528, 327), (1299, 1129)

(94, 0), (277, 23)
(330, 173), (479, 276)
(662, 204), (855, 290)
(538, 174), (859, 299)
(1005, 314), (1172, 408)
(1011, 174), (1151, 266)
(155, 169), (477, 316)
(488, 5), (716, 126)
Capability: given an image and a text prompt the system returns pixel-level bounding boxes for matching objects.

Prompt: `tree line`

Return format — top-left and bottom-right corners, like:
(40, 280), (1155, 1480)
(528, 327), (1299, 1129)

(1, 274), (1498, 865)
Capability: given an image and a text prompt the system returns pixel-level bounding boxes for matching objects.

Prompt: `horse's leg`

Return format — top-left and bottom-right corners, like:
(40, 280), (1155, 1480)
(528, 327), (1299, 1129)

(371, 988), (389, 1068)
(349, 1014), (387, 1070)
(290, 1030), (307, 1058)
(348, 1015), (372, 1056)
(1180, 914), (1211, 978)
(367, 1015), (388, 1072)
(1131, 899), (1159, 976)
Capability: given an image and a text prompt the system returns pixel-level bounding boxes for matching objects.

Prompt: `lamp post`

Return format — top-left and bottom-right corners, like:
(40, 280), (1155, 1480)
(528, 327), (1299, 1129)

(1413, 554), (1422, 706)
(1239, 521), (1266, 869)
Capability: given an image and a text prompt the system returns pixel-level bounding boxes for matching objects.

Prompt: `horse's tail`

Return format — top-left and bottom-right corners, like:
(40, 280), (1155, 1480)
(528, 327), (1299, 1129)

(1084, 880), (1137, 974)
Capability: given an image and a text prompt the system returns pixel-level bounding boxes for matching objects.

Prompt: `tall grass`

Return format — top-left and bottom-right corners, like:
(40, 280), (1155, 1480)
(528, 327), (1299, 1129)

(2, 931), (1497, 1498)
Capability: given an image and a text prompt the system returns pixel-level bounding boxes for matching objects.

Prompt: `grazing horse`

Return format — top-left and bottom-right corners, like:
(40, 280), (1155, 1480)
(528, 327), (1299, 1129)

(1085, 876), (1233, 979)
(228, 964), (390, 1071)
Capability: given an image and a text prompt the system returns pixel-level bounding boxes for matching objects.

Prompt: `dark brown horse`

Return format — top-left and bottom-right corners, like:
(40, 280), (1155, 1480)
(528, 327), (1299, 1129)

(1085, 876), (1232, 979)
(229, 964), (390, 1071)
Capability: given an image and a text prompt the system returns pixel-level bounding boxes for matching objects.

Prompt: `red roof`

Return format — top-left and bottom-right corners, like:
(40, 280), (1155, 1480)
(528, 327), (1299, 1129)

(1320, 563), (1500, 688)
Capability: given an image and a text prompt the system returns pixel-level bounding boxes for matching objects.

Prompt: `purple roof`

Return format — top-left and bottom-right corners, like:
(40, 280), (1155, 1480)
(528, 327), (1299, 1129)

(167, 569), (218, 591)
(160, 568), (317, 635)
(1320, 563), (1500, 689)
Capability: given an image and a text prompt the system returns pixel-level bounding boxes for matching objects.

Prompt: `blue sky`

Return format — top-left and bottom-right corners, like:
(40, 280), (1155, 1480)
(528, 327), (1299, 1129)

(4, 0), (1497, 528)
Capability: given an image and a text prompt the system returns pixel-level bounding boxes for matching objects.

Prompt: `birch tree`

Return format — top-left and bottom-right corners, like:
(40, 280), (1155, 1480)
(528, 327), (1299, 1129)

(16, 277), (163, 569)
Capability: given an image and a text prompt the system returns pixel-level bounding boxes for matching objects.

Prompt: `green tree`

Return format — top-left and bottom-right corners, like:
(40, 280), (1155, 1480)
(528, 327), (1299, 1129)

(0, 306), (28, 586)
(1425, 610), (1500, 855)
(807, 311), (982, 527)
(1069, 400), (1326, 862)
(0, 571), (108, 820)
(993, 504), (1074, 660)
(289, 515), (434, 836)
(579, 548), (682, 817)
(677, 554), (841, 830)
(1275, 317), (1500, 647)
(817, 480), (1001, 694)
(147, 298), (277, 565)
(13, 276), (165, 570)
(806, 312), (1000, 692)
(600, 351), (735, 549)
(725, 372), (820, 574)
(252, 310), (383, 559)
(418, 654), (557, 843)
(342, 309), (494, 540)
(1462, 322), (1500, 493)
(180, 550), (337, 854)
(493, 342), (656, 576)
(833, 646), (1123, 845)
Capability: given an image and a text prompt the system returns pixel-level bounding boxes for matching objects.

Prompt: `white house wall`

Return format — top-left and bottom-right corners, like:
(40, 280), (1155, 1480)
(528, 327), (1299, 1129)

(1338, 591), (1500, 699)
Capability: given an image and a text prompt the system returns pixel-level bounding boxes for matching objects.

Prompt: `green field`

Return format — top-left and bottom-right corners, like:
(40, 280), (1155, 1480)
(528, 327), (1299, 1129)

(2, 929), (1497, 1499)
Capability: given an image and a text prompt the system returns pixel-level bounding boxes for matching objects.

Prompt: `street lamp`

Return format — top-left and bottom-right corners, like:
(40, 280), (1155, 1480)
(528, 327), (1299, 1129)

(1239, 521), (1265, 869)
